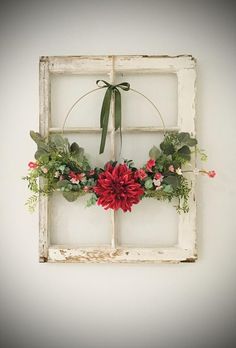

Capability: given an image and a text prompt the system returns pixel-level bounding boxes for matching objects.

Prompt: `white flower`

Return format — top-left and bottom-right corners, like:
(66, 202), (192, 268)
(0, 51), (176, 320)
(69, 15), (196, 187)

(155, 186), (162, 191)
(153, 179), (161, 187)
(176, 168), (182, 175)
(41, 167), (48, 174)
(54, 171), (60, 178)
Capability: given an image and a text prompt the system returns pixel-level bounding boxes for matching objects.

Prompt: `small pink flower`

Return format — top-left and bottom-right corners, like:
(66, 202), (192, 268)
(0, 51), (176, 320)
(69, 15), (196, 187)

(69, 171), (85, 184)
(83, 186), (90, 192)
(154, 172), (163, 181)
(59, 175), (64, 181)
(135, 169), (147, 180)
(169, 165), (175, 173)
(89, 170), (95, 176)
(28, 161), (38, 169)
(70, 178), (80, 184)
(208, 170), (216, 178)
(146, 159), (156, 172)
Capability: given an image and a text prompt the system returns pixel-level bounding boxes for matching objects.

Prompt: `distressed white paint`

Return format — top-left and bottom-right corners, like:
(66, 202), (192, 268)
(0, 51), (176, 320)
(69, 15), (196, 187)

(39, 58), (50, 262)
(48, 246), (195, 263)
(39, 55), (197, 263)
(49, 126), (180, 134)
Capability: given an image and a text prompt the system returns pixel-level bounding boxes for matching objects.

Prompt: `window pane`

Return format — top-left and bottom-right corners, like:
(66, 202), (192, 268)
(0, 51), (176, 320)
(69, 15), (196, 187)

(50, 193), (111, 246)
(117, 199), (178, 247)
(116, 73), (177, 127)
(50, 74), (109, 128)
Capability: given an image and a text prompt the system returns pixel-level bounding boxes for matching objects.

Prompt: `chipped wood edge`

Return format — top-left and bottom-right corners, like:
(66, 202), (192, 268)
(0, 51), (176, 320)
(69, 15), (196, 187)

(43, 55), (196, 74)
(47, 246), (196, 263)
(177, 64), (197, 261)
(39, 57), (50, 262)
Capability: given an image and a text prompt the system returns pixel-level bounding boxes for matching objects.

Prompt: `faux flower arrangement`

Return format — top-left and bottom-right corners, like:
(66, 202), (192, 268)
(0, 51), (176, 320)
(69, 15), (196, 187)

(24, 130), (215, 213)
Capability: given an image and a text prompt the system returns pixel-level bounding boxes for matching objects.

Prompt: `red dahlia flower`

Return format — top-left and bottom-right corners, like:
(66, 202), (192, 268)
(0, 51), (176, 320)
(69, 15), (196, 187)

(93, 163), (144, 212)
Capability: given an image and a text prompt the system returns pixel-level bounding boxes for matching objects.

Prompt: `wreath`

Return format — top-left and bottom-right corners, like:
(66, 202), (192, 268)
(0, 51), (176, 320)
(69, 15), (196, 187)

(24, 81), (215, 213)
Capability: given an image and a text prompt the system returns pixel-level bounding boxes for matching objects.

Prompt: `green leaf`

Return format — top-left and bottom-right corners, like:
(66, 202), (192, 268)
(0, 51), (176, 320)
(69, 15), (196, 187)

(177, 132), (197, 147)
(34, 150), (49, 161)
(187, 138), (197, 146)
(58, 165), (66, 172)
(144, 178), (153, 189)
(30, 131), (44, 144)
(177, 132), (190, 143)
(149, 146), (161, 160)
(50, 134), (66, 147)
(177, 145), (191, 161)
(163, 185), (173, 193)
(160, 142), (175, 155)
(30, 131), (50, 152)
(86, 193), (98, 207)
(56, 180), (71, 188)
(164, 175), (179, 188)
(70, 142), (80, 153)
(62, 191), (79, 202)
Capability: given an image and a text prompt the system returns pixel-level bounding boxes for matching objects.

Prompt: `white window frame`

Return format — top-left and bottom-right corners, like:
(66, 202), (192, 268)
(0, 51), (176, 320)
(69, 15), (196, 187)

(39, 55), (197, 263)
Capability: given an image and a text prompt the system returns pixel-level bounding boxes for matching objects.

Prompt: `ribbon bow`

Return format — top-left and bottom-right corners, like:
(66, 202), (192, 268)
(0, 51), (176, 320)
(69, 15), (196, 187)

(96, 80), (130, 154)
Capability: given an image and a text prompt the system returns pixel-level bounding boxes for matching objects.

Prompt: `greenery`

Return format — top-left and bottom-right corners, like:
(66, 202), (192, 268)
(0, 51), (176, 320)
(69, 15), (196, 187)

(24, 130), (211, 213)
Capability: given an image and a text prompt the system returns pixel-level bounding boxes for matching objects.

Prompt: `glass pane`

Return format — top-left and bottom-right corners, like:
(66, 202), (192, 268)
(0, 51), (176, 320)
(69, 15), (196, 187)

(117, 199), (178, 247)
(115, 72), (177, 127)
(50, 193), (111, 246)
(116, 132), (164, 168)
(50, 74), (110, 128)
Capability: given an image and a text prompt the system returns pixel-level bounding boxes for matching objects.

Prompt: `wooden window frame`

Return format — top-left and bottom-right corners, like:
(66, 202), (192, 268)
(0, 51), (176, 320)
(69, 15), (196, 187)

(39, 55), (197, 263)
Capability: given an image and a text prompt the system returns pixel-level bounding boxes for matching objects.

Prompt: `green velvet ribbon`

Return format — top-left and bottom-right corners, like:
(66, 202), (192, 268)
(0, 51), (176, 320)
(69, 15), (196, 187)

(96, 80), (130, 154)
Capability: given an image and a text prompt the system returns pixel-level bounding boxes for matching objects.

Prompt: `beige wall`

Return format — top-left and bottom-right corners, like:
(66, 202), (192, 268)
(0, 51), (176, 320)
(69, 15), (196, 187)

(0, 1), (235, 347)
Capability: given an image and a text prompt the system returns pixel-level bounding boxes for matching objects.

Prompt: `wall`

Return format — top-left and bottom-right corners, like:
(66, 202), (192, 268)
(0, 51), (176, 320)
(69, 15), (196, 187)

(0, 1), (235, 347)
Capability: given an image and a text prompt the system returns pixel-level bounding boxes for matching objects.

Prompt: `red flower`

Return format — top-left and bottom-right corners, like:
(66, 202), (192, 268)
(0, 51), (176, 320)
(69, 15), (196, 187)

(154, 172), (163, 181)
(28, 161), (38, 169)
(134, 169), (147, 180)
(93, 163), (144, 212)
(146, 159), (156, 172)
(208, 170), (216, 178)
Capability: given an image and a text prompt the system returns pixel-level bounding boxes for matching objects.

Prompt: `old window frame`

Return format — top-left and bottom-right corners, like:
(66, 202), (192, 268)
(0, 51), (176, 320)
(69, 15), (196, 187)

(39, 55), (197, 263)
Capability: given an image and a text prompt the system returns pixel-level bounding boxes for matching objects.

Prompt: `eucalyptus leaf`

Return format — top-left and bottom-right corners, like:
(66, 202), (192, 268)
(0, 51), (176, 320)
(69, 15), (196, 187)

(177, 145), (191, 161)
(163, 185), (174, 193)
(50, 134), (66, 147)
(56, 180), (71, 188)
(160, 142), (175, 155)
(177, 132), (190, 143)
(144, 178), (153, 189)
(149, 146), (160, 160)
(164, 175), (179, 188)
(70, 142), (80, 153)
(34, 149), (49, 161)
(62, 191), (79, 202)
(30, 131), (44, 144)
(187, 138), (197, 146)
(178, 145), (191, 155)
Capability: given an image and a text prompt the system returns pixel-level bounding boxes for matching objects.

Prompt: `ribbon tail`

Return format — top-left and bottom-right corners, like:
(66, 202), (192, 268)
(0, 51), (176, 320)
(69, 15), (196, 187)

(114, 89), (122, 156)
(99, 87), (113, 154)
(114, 89), (121, 130)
